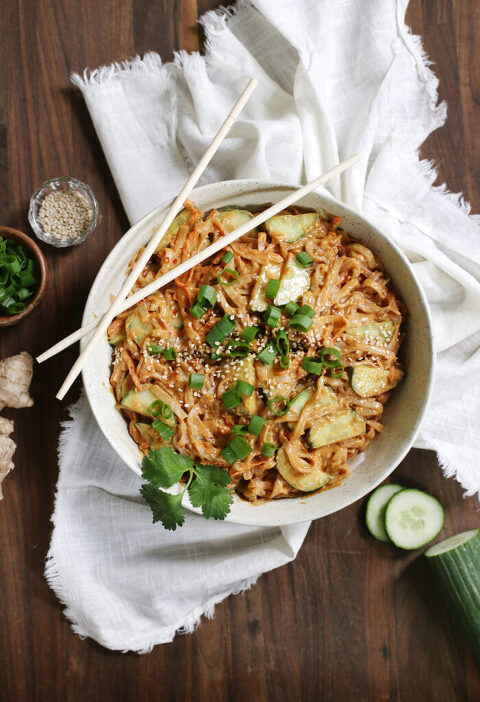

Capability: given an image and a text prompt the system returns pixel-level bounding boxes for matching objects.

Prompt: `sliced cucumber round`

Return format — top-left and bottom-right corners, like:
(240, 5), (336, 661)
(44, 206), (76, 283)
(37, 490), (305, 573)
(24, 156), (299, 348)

(385, 488), (445, 550)
(365, 484), (405, 542)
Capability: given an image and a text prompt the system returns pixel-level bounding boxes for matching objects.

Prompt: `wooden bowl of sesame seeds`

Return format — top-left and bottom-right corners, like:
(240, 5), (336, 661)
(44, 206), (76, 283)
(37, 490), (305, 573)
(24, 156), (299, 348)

(0, 226), (48, 326)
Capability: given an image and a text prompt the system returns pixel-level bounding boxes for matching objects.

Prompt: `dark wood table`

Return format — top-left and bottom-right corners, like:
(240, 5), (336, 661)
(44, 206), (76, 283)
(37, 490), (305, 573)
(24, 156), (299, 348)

(1, 1), (479, 700)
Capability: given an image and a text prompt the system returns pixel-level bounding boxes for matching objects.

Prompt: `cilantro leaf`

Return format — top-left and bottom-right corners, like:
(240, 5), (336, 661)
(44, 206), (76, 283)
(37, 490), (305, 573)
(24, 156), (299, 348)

(195, 464), (232, 488)
(140, 483), (185, 530)
(141, 447), (193, 488)
(188, 473), (233, 520)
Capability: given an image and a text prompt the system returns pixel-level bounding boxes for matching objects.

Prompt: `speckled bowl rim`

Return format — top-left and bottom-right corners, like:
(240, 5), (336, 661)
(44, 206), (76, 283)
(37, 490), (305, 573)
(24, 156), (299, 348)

(82, 180), (434, 527)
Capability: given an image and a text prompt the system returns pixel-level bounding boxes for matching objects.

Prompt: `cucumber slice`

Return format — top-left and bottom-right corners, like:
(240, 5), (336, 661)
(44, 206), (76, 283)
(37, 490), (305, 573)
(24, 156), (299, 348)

(425, 529), (480, 663)
(136, 422), (169, 450)
(274, 254), (310, 306)
(169, 300), (183, 329)
(121, 388), (158, 417)
(126, 312), (152, 346)
(215, 209), (256, 234)
(365, 484), (405, 542)
(266, 213), (319, 242)
(309, 410), (365, 449)
(344, 321), (395, 345)
(154, 209), (191, 253)
(351, 365), (402, 398)
(109, 331), (126, 347)
(385, 489), (445, 550)
(290, 388), (314, 415)
(250, 261), (283, 312)
(276, 446), (330, 492)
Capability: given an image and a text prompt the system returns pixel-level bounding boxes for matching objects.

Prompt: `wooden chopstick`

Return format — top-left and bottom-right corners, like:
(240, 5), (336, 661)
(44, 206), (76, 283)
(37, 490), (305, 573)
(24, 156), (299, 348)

(39, 154), (361, 370)
(54, 78), (258, 400)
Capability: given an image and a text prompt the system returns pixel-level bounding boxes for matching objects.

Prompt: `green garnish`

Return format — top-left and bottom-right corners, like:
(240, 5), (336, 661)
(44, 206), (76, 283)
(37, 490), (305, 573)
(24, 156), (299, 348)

(217, 268), (239, 286)
(261, 443), (276, 458)
(222, 435), (253, 464)
(206, 314), (236, 347)
(190, 302), (206, 319)
(236, 379), (255, 397)
(152, 419), (175, 439)
(147, 344), (164, 355)
(296, 251), (314, 267)
(222, 388), (242, 410)
(0, 237), (38, 315)
(301, 305), (316, 318)
(189, 373), (205, 389)
(264, 304), (281, 328)
(211, 352), (223, 361)
(140, 447), (233, 530)
(257, 345), (277, 365)
(241, 326), (260, 343)
(150, 400), (164, 417)
(275, 330), (290, 357)
(197, 284), (217, 309)
(267, 396), (291, 417)
(321, 346), (342, 367)
(232, 424), (248, 435)
(247, 415), (266, 436)
(302, 356), (324, 375)
(284, 301), (300, 316)
(163, 348), (178, 361)
(265, 278), (281, 298)
(330, 364), (345, 378)
(222, 250), (234, 264)
(289, 312), (314, 332)
(226, 339), (251, 358)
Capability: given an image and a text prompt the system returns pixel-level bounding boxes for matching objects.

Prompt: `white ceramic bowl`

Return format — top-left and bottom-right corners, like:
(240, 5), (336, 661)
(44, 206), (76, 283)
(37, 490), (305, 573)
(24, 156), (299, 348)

(82, 180), (434, 526)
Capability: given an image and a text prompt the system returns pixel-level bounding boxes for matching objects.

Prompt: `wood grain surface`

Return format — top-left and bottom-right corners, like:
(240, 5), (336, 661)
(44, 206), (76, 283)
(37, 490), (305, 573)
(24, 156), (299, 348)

(0, 1), (479, 700)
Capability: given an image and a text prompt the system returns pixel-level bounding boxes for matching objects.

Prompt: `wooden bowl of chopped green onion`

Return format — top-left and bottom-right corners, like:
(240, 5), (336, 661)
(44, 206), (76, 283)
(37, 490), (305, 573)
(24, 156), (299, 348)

(0, 226), (48, 326)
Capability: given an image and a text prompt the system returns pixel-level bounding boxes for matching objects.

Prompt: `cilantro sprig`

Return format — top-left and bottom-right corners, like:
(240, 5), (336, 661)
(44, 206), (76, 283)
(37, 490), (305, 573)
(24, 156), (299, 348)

(140, 446), (233, 530)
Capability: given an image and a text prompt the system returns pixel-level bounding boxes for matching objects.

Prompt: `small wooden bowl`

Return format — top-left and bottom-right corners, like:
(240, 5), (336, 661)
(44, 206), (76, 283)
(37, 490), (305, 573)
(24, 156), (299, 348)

(0, 226), (48, 326)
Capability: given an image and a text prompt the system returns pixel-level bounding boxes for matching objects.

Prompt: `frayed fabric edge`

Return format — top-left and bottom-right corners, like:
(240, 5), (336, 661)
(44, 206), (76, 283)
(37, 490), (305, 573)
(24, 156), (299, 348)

(70, 51), (168, 90)
(421, 437), (480, 500)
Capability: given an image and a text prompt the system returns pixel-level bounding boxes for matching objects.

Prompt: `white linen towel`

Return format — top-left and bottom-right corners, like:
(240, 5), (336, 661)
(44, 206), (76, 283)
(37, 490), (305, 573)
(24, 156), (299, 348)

(46, 0), (480, 652)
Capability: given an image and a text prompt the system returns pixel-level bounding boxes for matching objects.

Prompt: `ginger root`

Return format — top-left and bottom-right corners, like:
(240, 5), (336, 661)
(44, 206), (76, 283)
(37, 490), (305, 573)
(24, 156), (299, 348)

(0, 352), (34, 499)
(0, 417), (15, 499)
(0, 351), (33, 410)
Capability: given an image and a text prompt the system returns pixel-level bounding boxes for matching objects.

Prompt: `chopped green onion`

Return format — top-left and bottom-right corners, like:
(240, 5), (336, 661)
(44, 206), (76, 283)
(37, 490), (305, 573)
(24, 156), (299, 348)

(279, 355), (290, 369)
(257, 345), (277, 365)
(241, 326), (260, 343)
(321, 347), (342, 367)
(147, 344), (164, 355)
(275, 330), (290, 357)
(330, 364), (345, 378)
(222, 388), (242, 410)
(206, 314), (236, 348)
(267, 396), (291, 417)
(150, 400), (164, 417)
(189, 373), (205, 389)
(301, 305), (316, 318)
(284, 301), (300, 316)
(0, 236), (38, 315)
(211, 352), (223, 361)
(296, 251), (314, 267)
(261, 442), (276, 458)
(232, 424), (248, 435)
(217, 268), (239, 286)
(163, 348), (178, 361)
(302, 356), (324, 375)
(152, 419), (175, 439)
(228, 435), (253, 460)
(236, 379), (255, 397)
(264, 305), (281, 328)
(190, 301), (206, 319)
(197, 284), (217, 309)
(265, 278), (281, 298)
(222, 250), (234, 264)
(160, 404), (173, 420)
(221, 445), (238, 465)
(289, 313), (314, 332)
(226, 339), (251, 358)
(248, 415), (266, 436)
